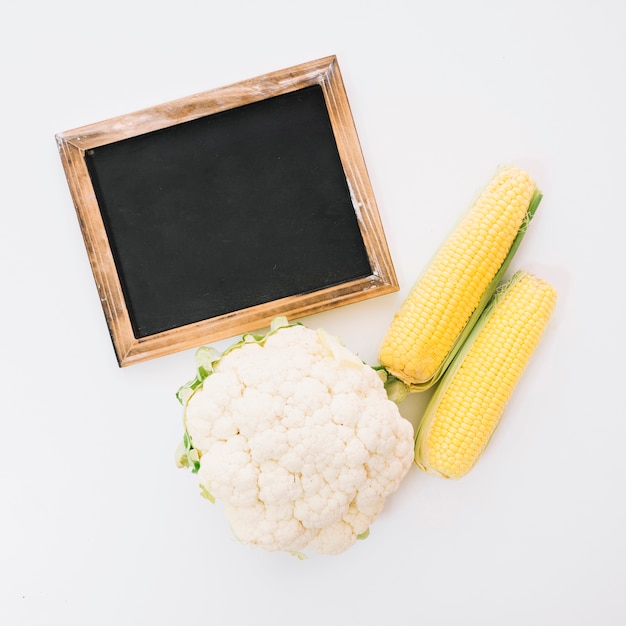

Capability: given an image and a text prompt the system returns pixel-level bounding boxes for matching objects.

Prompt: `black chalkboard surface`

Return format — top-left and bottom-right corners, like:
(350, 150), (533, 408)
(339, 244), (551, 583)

(57, 56), (398, 366)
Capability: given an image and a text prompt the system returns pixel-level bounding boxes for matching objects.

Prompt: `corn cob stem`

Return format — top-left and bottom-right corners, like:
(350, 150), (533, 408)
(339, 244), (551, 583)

(414, 271), (557, 479)
(379, 166), (542, 391)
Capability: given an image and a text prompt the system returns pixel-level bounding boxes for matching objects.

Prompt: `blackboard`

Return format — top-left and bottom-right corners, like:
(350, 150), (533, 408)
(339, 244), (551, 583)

(56, 56), (398, 366)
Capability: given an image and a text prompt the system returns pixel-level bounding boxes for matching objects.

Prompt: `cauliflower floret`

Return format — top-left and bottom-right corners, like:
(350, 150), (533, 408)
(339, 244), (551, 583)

(178, 322), (414, 556)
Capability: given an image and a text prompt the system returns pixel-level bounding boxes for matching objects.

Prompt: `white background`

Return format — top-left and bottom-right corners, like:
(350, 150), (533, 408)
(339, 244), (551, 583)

(2, 1), (624, 624)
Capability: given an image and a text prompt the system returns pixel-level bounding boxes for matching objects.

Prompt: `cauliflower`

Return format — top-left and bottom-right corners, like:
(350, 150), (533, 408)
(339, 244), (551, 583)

(175, 318), (414, 556)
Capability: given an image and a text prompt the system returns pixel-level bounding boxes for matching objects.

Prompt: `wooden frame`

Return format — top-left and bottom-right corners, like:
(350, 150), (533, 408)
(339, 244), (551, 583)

(56, 56), (398, 366)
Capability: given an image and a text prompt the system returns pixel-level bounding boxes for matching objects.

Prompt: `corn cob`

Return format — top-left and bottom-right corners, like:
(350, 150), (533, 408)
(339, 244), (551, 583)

(379, 166), (541, 390)
(414, 271), (557, 479)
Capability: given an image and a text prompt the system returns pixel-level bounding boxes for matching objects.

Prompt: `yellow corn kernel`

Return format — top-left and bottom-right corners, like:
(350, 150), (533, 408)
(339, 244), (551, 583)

(379, 166), (540, 389)
(414, 271), (557, 479)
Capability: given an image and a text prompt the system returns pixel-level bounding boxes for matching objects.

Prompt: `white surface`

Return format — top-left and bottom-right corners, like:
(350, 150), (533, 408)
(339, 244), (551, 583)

(2, 1), (624, 624)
